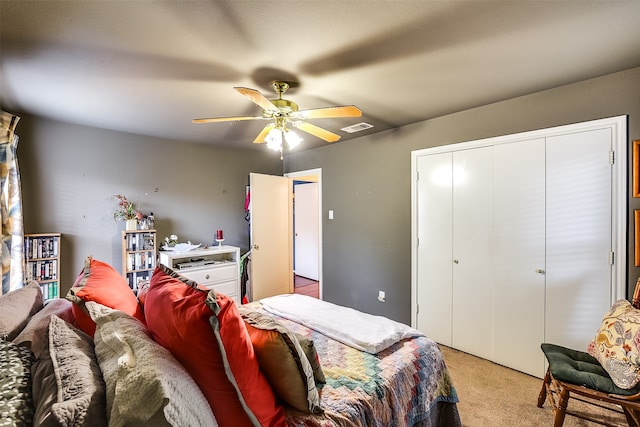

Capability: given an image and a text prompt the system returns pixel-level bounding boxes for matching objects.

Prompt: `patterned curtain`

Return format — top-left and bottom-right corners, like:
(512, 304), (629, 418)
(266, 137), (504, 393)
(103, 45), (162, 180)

(0, 111), (24, 295)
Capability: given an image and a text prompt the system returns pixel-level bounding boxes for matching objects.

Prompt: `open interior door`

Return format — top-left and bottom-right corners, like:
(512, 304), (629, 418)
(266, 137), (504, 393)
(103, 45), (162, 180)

(249, 173), (293, 300)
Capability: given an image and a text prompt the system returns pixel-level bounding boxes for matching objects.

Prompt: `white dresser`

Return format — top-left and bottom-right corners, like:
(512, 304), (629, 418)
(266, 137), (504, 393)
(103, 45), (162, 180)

(159, 246), (241, 304)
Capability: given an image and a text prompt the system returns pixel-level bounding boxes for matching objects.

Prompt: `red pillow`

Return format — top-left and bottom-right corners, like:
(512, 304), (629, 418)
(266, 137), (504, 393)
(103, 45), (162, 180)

(66, 256), (145, 336)
(144, 265), (285, 427)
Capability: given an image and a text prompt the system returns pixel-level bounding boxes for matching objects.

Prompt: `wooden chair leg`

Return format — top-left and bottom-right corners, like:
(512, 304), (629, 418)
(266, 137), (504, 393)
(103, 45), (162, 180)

(554, 387), (569, 427)
(622, 407), (640, 427)
(538, 368), (551, 408)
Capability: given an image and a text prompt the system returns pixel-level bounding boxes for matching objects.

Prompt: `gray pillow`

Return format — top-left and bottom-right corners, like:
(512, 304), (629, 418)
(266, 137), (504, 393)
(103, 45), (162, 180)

(43, 315), (107, 427)
(26, 302), (88, 427)
(0, 280), (43, 341)
(86, 301), (218, 427)
(13, 299), (74, 351)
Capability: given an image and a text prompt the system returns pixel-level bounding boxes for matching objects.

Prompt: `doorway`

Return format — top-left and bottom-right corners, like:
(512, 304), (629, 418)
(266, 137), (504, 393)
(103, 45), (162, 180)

(286, 168), (322, 299)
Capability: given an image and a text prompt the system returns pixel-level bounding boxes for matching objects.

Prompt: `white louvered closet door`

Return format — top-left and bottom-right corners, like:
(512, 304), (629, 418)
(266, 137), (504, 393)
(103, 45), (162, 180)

(545, 128), (613, 351)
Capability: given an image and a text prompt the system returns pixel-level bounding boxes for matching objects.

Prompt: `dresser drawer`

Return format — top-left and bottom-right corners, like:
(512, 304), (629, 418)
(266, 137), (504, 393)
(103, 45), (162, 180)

(179, 264), (237, 285)
(203, 280), (237, 298)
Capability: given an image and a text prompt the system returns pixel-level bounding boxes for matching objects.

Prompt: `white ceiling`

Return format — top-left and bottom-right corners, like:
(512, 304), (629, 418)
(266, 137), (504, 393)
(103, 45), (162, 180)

(2, 1), (640, 152)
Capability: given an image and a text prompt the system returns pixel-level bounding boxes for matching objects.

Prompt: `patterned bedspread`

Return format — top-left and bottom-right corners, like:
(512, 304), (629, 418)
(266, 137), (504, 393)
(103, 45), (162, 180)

(246, 302), (461, 427)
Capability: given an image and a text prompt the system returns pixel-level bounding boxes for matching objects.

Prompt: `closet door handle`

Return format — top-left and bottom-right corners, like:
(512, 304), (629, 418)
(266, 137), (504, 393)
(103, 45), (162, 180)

(535, 269), (545, 275)
(453, 259), (459, 264)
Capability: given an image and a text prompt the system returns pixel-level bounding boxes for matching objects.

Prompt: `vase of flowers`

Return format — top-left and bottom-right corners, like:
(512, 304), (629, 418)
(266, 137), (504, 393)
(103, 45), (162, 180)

(112, 194), (143, 230)
(164, 234), (179, 248)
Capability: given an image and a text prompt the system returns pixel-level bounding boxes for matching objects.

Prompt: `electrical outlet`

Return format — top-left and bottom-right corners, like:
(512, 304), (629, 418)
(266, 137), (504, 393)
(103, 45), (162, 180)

(378, 291), (386, 302)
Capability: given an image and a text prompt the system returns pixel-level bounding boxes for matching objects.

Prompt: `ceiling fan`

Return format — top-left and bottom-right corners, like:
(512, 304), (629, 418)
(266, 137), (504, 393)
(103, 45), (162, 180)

(193, 81), (362, 152)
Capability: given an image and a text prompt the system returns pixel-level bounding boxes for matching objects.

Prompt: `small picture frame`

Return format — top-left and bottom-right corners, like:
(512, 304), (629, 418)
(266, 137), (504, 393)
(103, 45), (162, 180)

(633, 140), (640, 197)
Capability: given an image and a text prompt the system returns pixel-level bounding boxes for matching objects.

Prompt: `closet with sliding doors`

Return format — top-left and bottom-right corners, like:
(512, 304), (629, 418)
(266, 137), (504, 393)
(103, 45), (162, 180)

(411, 116), (627, 378)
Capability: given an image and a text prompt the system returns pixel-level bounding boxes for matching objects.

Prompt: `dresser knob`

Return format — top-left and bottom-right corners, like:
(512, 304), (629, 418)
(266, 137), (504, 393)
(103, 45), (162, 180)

(205, 274), (210, 280)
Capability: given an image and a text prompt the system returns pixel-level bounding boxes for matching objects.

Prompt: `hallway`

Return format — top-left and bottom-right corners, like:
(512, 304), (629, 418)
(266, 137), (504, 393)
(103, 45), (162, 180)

(294, 275), (319, 299)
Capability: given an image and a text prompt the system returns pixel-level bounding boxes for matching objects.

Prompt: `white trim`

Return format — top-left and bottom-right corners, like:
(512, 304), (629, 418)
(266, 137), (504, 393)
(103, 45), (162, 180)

(411, 115), (628, 327)
(286, 168), (323, 300)
(410, 154), (419, 328)
(412, 116), (628, 156)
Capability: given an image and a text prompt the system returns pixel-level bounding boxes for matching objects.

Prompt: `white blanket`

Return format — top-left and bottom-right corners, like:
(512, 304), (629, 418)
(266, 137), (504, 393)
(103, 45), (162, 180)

(260, 294), (423, 354)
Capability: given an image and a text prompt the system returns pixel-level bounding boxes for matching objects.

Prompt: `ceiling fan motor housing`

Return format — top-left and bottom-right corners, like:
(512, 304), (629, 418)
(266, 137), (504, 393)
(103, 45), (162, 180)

(268, 98), (299, 115)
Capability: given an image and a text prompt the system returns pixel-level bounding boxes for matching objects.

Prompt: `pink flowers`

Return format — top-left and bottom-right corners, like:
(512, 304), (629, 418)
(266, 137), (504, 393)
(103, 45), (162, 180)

(113, 194), (142, 222)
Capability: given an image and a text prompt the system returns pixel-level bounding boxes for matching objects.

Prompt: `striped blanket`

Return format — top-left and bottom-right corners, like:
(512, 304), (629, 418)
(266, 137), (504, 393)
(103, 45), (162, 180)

(247, 301), (461, 427)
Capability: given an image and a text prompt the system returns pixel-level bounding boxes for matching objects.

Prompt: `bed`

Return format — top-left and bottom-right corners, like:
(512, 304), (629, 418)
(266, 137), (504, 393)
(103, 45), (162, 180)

(1, 261), (461, 427)
(246, 294), (462, 427)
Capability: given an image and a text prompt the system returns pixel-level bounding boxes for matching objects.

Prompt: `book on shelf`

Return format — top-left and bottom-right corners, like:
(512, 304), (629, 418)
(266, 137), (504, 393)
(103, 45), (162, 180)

(122, 230), (155, 293)
(24, 233), (61, 300)
(26, 235), (59, 259)
(38, 282), (59, 300)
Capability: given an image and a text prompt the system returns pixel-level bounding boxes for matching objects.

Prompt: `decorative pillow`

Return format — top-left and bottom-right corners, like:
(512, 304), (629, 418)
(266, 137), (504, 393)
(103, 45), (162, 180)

(239, 306), (322, 413)
(29, 309), (87, 427)
(13, 298), (74, 351)
(0, 338), (34, 426)
(14, 301), (78, 426)
(0, 280), (43, 341)
(66, 256), (145, 337)
(588, 299), (640, 389)
(295, 333), (326, 386)
(42, 315), (107, 426)
(85, 301), (218, 427)
(144, 265), (285, 427)
(30, 314), (65, 427)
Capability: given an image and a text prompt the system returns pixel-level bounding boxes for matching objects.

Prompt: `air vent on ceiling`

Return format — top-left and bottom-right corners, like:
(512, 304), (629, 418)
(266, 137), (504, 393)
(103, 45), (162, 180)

(341, 122), (374, 134)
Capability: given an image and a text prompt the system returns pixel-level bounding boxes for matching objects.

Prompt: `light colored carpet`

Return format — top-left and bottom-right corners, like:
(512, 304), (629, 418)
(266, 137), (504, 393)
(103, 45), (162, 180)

(440, 345), (628, 427)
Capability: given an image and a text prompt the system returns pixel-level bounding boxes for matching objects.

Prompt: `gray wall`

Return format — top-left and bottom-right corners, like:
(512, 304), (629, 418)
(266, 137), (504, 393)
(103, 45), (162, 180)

(18, 117), (282, 296)
(285, 67), (640, 324)
(16, 67), (640, 325)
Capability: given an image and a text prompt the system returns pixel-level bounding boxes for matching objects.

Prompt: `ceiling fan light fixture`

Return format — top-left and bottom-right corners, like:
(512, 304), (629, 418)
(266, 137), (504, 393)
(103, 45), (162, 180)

(266, 128), (283, 151)
(284, 129), (302, 149)
(265, 127), (303, 152)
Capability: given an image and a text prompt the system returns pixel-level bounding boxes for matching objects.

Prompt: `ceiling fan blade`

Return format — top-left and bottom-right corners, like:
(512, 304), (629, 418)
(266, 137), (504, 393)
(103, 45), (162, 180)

(192, 116), (265, 123)
(254, 124), (275, 143)
(296, 105), (362, 119)
(292, 121), (341, 143)
(234, 87), (277, 112)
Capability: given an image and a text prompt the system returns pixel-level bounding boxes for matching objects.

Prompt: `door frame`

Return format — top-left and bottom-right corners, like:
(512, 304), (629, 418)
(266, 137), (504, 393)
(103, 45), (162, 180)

(292, 181), (319, 281)
(286, 168), (323, 299)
